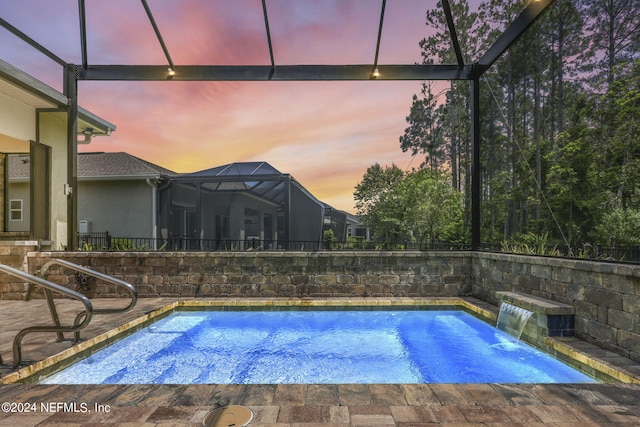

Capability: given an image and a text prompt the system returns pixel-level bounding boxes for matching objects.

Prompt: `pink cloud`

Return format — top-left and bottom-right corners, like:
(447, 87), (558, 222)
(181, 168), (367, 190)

(79, 76), (429, 212)
(0, 0), (442, 212)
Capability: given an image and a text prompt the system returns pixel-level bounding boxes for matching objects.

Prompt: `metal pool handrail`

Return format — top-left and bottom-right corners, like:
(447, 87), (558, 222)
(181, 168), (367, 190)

(40, 259), (138, 341)
(0, 263), (93, 367)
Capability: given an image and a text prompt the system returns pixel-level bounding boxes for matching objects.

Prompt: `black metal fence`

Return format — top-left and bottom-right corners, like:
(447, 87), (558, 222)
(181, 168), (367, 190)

(559, 244), (640, 263)
(76, 233), (471, 252)
(479, 242), (640, 263)
(76, 232), (639, 263)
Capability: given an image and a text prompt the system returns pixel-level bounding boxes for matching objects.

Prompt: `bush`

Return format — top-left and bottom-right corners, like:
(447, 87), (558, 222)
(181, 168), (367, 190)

(501, 232), (560, 256)
(111, 238), (136, 251)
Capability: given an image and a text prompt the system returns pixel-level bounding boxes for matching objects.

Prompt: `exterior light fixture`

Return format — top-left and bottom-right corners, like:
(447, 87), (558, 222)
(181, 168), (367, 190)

(371, 68), (380, 79)
(168, 67), (176, 76)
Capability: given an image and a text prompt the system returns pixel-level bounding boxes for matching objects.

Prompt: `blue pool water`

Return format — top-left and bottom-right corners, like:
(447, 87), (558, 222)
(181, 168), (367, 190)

(41, 310), (596, 384)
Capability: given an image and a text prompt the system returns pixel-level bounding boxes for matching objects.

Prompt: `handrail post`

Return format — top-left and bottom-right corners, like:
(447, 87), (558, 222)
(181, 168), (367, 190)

(44, 288), (66, 342)
(0, 263), (93, 366)
(41, 259), (138, 341)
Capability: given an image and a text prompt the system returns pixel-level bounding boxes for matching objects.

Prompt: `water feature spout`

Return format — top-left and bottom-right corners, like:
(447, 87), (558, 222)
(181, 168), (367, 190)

(496, 302), (533, 339)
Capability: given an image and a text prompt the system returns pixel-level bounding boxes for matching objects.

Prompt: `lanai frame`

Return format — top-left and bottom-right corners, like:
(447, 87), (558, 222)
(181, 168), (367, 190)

(0, 0), (555, 250)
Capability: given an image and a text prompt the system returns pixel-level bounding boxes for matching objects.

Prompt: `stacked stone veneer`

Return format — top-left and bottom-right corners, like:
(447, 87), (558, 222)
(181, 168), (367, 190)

(25, 251), (472, 299)
(496, 291), (576, 349)
(473, 252), (640, 362)
(0, 242), (39, 300)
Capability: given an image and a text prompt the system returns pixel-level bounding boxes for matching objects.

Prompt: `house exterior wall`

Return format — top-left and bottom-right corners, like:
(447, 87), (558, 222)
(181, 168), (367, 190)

(0, 92), (36, 142)
(0, 92), (34, 237)
(8, 177), (156, 244)
(78, 180), (153, 238)
(0, 153), (4, 228)
(35, 113), (69, 249)
(1, 111), (70, 247)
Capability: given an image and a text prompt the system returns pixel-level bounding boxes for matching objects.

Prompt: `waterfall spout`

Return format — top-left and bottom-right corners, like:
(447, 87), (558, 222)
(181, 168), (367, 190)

(496, 302), (533, 339)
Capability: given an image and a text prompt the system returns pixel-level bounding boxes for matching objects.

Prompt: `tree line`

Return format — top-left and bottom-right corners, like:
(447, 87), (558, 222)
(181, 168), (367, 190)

(355, 0), (640, 254)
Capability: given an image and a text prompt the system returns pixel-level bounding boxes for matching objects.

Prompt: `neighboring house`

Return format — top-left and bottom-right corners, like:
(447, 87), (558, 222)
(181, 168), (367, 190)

(76, 152), (177, 241)
(8, 155), (350, 250)
(344, 212), (367, 240)
(158, 161), (334, 250)
(325, 208), (368, 243)
(6, 152), (177, 247)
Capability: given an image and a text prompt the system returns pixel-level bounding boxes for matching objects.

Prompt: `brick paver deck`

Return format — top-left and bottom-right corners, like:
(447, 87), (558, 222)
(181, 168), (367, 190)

(1, 298), (640, 426)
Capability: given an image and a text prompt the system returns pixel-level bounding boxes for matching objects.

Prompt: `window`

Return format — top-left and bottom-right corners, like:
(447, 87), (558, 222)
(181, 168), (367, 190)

(9, 199), (23, 221)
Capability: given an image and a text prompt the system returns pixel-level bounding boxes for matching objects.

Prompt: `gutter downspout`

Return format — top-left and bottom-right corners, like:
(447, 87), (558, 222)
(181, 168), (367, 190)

(146, 177), (158, 250)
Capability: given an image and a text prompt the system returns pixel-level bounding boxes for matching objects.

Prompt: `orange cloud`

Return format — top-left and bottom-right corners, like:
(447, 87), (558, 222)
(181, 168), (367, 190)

(79, 77), (425, 212)
(66, 1), (436, 212)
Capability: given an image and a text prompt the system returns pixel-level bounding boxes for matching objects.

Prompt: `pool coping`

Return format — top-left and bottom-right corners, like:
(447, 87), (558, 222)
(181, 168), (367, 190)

(2, 296), (639, 385)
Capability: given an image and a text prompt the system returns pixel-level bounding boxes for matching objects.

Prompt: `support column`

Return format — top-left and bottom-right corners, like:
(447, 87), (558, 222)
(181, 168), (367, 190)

(284, 177), (291, 247)
(65, 64), (78, 251)
(258, 210), (265, 242)
(471, 76), (481, 250)
(195, 182), (202, 249)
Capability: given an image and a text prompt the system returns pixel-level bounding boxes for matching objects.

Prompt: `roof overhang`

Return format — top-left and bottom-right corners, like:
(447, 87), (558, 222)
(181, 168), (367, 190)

(0, 59), (65, 108)
(39, 109), (116, 137)
(0, 59), (115, 136)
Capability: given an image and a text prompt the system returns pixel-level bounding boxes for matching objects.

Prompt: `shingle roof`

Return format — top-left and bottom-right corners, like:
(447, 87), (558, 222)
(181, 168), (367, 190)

(77, 152), (177, 178)
(7, 152), (177, 180)
(6, 154), (30, 179)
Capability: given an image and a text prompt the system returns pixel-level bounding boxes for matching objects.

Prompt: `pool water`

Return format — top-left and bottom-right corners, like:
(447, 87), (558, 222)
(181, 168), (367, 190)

(41, 310), (596, 384)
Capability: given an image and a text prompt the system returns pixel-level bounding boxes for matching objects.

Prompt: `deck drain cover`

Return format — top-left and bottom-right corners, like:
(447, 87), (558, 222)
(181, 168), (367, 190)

(202, 405), (253, 427)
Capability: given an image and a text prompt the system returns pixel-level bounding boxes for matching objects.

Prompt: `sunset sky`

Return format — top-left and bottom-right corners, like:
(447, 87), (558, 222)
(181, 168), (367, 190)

(0, 1), (467, 212)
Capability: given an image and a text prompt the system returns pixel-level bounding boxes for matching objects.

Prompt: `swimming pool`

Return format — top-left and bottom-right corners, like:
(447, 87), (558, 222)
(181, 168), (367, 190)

(41, 309), (595, 384)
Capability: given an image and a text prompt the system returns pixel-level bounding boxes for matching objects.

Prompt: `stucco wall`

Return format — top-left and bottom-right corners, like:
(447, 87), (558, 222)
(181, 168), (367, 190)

(0, 92), (36, 142)
(1, 95), (70, 247)
(38, 112), (70, 249)
(78, 180), (153, 238)
(0, 153), (5, 230)
(0, 92), (34, 236)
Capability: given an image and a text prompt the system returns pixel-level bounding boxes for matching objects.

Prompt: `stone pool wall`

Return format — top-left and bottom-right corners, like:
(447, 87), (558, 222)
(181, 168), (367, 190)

(472, 252), (640, 363)
(5, 250), (639, 362)
(24, 251), (472, 299)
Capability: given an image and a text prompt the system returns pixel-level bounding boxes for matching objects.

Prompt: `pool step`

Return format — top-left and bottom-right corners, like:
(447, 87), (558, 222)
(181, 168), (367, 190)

(496, 291), (575, 347)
